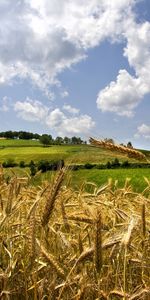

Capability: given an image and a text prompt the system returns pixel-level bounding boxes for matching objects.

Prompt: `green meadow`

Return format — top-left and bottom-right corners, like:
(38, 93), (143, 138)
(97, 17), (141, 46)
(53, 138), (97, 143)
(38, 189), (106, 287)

(0, 139), (150, 192)
(0, 139), (144, 164)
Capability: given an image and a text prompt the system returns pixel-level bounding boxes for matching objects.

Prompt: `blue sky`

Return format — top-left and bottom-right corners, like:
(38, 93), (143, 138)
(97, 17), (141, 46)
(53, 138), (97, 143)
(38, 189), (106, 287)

(0, 0), (150, 149)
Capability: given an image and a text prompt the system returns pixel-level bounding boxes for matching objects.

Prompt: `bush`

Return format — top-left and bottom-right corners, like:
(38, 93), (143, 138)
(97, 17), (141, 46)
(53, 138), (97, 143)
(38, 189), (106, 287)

(37, 160), (64, 173)
(111, 158), (120, 168)
(2, 159), (17, 168)
(30, 164), (36, 176)
(28, 160), (36, 167)
(84, 163), (95, 169)
(122, 160), (130, 168)
(19, 161), (26, 168)
(106, 161), (111, 169)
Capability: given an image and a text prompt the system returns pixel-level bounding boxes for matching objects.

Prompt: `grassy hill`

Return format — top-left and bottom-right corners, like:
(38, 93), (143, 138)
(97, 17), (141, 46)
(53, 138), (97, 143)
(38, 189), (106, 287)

(0, 139), (150, 194)
(0, 138), (149, 165)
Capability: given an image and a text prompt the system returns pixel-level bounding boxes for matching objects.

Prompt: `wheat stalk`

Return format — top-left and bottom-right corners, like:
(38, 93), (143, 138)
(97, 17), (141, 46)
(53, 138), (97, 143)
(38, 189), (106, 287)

(94, 210), (103, 273)
(41, 168), (65, 226)
(89, 137), (147, 161)
(36, 238), (65, 279)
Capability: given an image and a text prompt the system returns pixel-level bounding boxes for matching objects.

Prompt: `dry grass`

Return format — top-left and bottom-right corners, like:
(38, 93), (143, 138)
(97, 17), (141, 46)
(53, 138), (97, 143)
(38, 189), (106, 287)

(0, 165), (150, 299)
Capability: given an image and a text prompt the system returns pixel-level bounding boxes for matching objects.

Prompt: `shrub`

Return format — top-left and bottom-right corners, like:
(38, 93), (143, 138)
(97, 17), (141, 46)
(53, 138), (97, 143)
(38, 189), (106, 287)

(106, 161), (111, 169)
(111, 158), (120, 168)
(30, 164), (36, 176)
(84, 163), (95, 169)
(2, 159), (17, 168)
(122, 160), (130, 168)
(19, 160), (26, 168)
(37, 160), (64, 173)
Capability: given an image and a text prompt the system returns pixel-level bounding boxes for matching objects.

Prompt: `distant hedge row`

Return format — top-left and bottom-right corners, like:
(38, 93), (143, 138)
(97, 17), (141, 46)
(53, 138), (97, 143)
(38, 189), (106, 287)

(1, 158), (150, 172)
(70, 159), (150, 170)
(1, 159), (64, 172)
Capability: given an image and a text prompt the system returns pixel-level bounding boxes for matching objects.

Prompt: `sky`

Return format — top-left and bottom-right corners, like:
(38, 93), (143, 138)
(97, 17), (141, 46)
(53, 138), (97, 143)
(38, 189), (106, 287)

(0, 0), (150, 149)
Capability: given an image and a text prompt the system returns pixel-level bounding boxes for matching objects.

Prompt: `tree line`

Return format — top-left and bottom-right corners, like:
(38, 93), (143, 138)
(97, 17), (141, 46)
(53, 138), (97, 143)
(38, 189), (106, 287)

(0, 130), (86, 145)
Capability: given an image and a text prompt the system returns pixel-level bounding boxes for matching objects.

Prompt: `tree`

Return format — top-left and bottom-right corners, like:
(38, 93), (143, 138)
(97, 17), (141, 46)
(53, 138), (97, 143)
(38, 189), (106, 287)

(64, 136), (71, 144)
(71, 136), (83, 144)
(40, 134), (52, 146)
(55, 136), (64, 145)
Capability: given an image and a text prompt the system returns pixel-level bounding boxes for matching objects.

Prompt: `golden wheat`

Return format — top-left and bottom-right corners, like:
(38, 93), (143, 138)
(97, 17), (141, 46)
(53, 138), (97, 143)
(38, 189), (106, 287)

(89, 137), (147, 161)
(0, 168), (150, 299)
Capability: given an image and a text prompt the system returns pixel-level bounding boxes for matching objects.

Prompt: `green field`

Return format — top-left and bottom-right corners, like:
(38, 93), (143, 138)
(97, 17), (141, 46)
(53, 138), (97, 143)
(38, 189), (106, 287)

(0, 138), (40, 147)
(0, 139), (146, 165)
(1, 139), (150, 193)
(69, 168), (150, 193)
(4, 167), (150, 193)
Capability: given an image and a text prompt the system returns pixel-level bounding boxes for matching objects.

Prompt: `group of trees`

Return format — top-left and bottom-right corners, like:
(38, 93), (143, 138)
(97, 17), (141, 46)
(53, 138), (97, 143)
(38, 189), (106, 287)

(0, 131), (40, 140)
(0, 131), (86, 145)
(39, 134), (86, 146)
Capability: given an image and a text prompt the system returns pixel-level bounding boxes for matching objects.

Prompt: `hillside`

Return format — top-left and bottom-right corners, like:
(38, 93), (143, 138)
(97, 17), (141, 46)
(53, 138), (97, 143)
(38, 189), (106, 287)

(0, 139), (149, 165)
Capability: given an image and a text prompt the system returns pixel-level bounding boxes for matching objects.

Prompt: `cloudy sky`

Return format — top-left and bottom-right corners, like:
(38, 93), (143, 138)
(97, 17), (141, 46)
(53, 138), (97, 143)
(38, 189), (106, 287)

(0, 0), (150, 149)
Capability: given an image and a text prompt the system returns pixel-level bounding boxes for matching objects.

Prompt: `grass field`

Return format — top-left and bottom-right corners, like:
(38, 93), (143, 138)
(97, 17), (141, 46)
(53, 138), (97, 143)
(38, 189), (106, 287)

(0, 139), (146, 165)
(4, 167), (150, 193)
(0, 138), (40, 147)
(69, 168), (150, 193)
(1, 139), (150, 193)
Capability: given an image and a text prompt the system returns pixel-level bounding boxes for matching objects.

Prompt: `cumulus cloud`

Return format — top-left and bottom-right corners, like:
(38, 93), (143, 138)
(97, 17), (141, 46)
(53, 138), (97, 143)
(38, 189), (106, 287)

(0, 0), (136, 96)
(97, 12), (150, 116)
(0, 0), (149, 117)
(135, 124), (150, 139)
(63, 104), (79, 114)
(60, 91), (69, 98)
(97, 70), (144, 117)
(13, 99), (95, 135)
(46, 108), (95, 136)
(0, 96), (11, 112)
(14, 98), (49, 121)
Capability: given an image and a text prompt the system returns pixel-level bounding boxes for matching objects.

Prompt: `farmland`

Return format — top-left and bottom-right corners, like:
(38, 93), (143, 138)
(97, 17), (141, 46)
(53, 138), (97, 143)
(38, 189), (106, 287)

(0, 140), (150, 299)
(0, 139), (150, 192)
(0, 138), (149, 165)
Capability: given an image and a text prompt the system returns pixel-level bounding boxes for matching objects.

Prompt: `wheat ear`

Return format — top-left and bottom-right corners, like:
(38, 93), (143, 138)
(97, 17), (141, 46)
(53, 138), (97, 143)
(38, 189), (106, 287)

(41, 168), (65, 226)
(36, 238), (65, 278)
(94, 210), (103, 273)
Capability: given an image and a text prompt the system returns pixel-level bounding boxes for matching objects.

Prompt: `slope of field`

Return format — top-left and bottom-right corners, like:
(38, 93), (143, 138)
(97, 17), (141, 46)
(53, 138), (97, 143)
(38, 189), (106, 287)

(0, 139), (148, 165)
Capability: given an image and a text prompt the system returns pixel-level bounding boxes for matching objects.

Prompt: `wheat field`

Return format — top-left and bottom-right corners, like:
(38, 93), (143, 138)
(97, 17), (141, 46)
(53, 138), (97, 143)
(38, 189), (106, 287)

(0, 165), (150, 299)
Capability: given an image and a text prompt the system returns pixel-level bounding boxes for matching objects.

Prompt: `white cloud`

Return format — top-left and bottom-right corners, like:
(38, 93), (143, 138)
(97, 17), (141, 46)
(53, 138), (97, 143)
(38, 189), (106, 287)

(0, 0), (149, 117)
(97, 70), (143, 117)
(0, 0), (136, 96)
(63, 104), (79, 114)
(46, 108), (95, 136)
(60, 91), (69, 98)
(136, 124), (150, 139)
(124, 21), (150, 92)
(0, 96), (11, 112)
(97, 15), (150, 116)
(14, 97), (49, 122)
(13, 99), (95, 135)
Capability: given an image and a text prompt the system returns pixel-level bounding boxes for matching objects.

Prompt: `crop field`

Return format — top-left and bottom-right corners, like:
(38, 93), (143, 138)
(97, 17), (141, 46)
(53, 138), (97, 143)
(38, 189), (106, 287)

(1, 140), (150, 299)
(1, 166), (150, 299)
